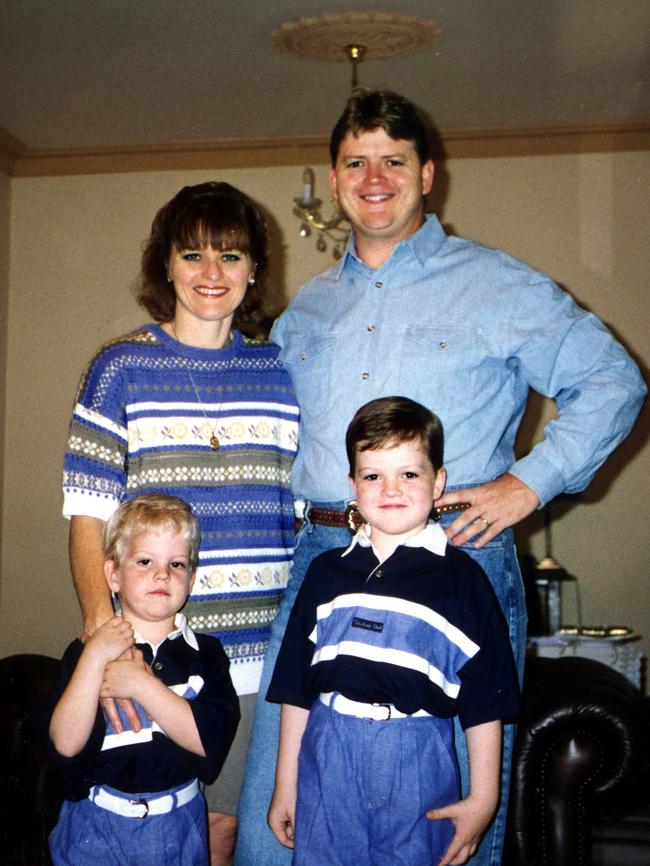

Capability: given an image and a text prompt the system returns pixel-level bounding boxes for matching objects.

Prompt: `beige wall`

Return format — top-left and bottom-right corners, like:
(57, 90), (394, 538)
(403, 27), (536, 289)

(0, 169), (10, 566)
(1, 154), (648, 682)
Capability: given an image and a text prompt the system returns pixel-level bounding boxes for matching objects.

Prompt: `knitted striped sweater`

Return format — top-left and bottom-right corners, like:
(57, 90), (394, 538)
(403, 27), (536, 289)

(63, 324), (299, 695)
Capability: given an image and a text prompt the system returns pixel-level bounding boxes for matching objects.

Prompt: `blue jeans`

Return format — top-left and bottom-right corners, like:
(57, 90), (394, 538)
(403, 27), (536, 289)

(234, 508), (526, 866)
(294, 700), (457, 866)
(235, 512), (350, 866)
(449, 522), (527, 866)
(50, 784), (208, 866)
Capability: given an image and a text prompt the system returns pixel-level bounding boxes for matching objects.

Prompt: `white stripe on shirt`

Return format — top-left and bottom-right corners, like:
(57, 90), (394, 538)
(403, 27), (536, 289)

(311, 639), (461, 699)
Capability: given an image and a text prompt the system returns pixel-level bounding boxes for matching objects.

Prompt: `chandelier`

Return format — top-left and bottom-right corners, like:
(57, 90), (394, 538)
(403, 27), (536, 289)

(272, 12), (441, 257)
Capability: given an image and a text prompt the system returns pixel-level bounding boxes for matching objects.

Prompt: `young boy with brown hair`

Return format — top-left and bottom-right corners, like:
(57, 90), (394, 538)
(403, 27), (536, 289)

(267, 397), (519, 866)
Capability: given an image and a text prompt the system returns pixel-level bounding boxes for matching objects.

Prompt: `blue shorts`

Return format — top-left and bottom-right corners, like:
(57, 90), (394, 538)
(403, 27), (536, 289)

(49, 781), (208, 866)
(293, 699), (458, 866)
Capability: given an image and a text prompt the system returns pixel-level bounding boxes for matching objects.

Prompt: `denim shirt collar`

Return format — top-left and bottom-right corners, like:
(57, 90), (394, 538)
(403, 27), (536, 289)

(332, 213), (447, 279)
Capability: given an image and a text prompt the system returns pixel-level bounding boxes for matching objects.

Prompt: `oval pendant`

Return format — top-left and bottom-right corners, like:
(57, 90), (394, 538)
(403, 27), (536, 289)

(210, 435), (220, 451)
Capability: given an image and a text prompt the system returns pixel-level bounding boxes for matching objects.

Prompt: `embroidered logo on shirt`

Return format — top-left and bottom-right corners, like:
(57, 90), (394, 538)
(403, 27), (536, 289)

(352, 617), (384, 633)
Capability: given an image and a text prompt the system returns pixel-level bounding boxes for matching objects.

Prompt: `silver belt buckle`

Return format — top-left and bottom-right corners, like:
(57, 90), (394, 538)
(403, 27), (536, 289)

(372, 703), (392, 721)
(130, 797), (149, 818)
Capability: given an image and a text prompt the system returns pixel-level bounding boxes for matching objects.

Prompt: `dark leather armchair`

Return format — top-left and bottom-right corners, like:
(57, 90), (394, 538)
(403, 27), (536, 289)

(504, 655), (647, 866)
(0, 653), (62, 866)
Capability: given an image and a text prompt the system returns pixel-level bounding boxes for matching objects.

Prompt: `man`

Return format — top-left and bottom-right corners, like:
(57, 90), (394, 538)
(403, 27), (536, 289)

(234, 89), (645, 866)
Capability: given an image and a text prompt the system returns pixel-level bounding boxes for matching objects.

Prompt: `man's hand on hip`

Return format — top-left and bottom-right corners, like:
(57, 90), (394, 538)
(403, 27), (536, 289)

(436, 473), (539, 549)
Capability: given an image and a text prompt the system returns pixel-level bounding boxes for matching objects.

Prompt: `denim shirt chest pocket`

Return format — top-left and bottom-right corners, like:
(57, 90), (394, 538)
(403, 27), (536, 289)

(280, 333), (337, 422)
(400, 324), (494, 418)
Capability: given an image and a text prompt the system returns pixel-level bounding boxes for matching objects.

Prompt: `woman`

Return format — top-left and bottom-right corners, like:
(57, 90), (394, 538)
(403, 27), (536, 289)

(62, 182), (299, 864)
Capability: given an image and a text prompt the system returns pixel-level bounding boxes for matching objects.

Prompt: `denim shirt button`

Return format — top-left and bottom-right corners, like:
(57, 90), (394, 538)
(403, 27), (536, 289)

(375, 281), (383, 288)
(367, 324), (375, 332)
(361, 372), (369, 380)
(438, 341), (448, 349)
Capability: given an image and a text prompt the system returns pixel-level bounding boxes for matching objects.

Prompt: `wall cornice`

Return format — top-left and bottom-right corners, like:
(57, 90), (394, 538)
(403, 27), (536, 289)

(7, 123), (650, 178)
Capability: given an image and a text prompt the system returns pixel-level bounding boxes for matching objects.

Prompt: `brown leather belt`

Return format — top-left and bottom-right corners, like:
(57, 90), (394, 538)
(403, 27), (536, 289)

(305, 507), (351, 528)
(298, 502), (471, 531)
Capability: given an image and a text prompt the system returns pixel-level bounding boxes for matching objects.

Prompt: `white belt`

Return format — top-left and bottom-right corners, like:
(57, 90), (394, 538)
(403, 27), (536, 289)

(320, 692), (431, 721)
(89, 778), (199, 818)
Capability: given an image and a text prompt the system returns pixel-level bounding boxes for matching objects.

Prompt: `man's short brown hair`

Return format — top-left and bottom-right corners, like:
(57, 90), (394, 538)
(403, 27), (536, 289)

(330, 89), (430, 166)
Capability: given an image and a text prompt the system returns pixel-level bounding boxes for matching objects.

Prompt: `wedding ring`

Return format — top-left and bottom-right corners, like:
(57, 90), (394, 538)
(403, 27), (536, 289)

(480, 517), (489, 529)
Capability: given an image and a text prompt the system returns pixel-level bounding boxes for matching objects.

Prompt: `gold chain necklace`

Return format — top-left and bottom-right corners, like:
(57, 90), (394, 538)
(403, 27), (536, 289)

(169, 322), (233, 451)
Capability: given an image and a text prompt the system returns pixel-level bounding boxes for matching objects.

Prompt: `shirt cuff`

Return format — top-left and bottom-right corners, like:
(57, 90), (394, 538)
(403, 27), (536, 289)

(508, 451), (567, 509)
(62, 489), (120, 522)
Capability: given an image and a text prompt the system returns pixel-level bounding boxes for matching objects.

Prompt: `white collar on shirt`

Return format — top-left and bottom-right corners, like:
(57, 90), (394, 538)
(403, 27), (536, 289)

(342, 521), (448, 559)
(134, 612), (199, 654)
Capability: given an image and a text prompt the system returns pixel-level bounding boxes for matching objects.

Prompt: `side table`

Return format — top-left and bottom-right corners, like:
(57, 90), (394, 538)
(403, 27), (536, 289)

(527, 634), (645, 690)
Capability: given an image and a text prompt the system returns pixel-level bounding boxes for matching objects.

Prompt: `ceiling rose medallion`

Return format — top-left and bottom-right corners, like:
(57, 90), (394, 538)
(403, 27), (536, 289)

(271, 11), (441, 61)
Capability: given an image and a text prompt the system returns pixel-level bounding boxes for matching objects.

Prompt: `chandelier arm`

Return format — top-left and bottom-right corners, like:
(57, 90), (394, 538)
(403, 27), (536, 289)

(297, 207), (348, 233)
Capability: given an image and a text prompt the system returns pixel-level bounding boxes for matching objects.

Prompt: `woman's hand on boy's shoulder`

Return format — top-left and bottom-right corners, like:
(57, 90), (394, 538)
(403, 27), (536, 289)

(426, 793), (495, 866)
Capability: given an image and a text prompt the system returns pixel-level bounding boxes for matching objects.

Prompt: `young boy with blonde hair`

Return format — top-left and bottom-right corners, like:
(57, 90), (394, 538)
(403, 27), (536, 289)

(267, 397), (519, 866)
(48, 493), (240, 866)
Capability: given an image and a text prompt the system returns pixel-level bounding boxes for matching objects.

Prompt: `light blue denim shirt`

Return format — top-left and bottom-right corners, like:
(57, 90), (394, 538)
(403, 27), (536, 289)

(272, 215), (645, 506)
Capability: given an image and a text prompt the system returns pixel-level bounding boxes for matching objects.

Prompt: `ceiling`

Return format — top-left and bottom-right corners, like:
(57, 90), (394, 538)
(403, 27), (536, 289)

(1, 0), (649, 154)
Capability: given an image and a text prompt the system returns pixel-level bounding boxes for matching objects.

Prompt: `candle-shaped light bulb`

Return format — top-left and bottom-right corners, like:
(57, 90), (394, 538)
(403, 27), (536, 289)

(302, 167), (314, 204)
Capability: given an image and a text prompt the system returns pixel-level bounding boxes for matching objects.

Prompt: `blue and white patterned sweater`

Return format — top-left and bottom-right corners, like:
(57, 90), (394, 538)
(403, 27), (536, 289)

(63, 325), (299, 695)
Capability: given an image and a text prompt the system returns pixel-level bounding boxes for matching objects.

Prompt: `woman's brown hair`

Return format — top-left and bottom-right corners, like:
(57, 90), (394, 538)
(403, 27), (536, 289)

(138, 181), (269, 330)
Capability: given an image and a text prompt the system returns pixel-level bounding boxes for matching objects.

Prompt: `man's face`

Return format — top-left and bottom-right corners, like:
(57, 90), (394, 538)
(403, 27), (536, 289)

(329, 127), (434, 249)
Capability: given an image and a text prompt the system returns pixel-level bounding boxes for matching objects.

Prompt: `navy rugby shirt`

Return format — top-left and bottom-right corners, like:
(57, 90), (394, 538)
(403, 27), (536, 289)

(47, 615), (240, 800)
(267, 524), (519, 729)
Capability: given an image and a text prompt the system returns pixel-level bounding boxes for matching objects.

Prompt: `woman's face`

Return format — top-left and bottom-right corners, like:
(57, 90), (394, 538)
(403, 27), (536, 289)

(167, 243), (254, 329)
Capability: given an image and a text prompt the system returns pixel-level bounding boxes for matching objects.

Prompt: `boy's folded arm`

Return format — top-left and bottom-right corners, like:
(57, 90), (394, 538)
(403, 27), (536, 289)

(268, 703), (310, 848)
(427, 720), (502, 866)
(50, 618), (135, 757)
(100, 655), (206, 757)
(50, 652), (107, 757)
